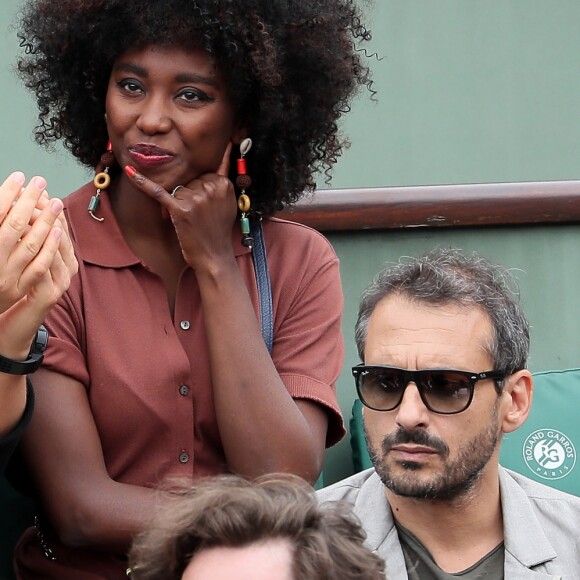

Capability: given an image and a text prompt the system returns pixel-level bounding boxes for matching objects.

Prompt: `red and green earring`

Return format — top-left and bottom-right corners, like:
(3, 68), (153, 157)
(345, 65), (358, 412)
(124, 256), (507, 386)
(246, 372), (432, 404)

(236, 138), (253, 248)
(88, 140), (116, 222)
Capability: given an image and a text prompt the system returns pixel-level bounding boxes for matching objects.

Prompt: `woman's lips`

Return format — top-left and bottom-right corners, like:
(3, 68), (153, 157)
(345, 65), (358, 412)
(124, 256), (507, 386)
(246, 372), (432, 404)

(128, 145), (175, 168)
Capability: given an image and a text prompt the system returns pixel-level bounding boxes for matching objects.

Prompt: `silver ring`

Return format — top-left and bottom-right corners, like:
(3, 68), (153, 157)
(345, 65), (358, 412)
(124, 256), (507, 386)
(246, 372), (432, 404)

(171, 185), (185, 197)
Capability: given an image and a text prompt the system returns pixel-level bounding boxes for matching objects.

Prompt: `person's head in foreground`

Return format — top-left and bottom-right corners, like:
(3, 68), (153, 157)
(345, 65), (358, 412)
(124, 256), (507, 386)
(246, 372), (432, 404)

(318, 247), (580, 577)
(128, 474), (385, 580)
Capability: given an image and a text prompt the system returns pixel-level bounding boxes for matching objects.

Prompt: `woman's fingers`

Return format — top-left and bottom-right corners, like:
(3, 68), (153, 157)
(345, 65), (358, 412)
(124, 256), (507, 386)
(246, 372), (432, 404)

(27, 240), (71, 313)
(216, 142), (232, 177)
(11, 197), (63, 274)
(58, 225), (78, 280)
(38, 193), (77, 274)
(0, 172), (76, 322)
(17, 226), (63, 298)
(0, 176), (47, 248)
(0, 172), (26, 222)
(0, 174), (53, 311)
(3, 174), (75, 281)
(0, 260), (57, 348)
(48, 241), (73, 297)
(124, 165), (177, 209)
(0, 221), (60, 314)
(0, 171), (72, 304)
(125, 141), (233, 205)
(3, 221), (75, 324)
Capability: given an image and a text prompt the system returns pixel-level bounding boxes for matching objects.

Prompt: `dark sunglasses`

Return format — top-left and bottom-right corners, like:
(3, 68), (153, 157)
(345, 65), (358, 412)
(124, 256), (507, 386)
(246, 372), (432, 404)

(352, 364), (506, 415)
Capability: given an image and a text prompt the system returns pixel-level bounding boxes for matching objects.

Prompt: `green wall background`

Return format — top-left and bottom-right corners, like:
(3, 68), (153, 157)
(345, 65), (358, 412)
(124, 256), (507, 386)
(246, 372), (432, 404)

(335, 0), (580, 188)
(1, 2), (580, 485)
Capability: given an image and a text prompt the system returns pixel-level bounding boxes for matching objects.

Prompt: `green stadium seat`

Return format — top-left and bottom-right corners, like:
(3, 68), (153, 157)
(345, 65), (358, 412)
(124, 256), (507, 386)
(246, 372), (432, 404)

(499, 368), (580, 496)
(350, 398), (372, 473)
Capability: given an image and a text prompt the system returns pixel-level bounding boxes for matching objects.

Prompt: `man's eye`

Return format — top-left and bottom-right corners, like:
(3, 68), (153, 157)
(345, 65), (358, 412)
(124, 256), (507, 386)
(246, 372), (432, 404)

(424, 377), (452, 391)
(377, 376), (399, 390)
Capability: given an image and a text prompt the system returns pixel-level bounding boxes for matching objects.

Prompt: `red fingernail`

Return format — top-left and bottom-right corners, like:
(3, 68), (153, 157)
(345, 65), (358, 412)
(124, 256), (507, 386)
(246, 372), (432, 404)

(125, 165), (137, 178)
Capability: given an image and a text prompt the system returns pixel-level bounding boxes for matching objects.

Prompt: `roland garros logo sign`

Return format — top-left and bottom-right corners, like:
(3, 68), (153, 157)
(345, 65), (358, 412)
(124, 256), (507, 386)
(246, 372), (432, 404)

(523, 429), (576, 480)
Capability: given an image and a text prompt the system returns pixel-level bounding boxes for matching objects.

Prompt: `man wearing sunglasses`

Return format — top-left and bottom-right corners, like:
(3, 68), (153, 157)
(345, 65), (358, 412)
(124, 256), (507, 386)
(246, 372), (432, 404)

(318, 248), (580, 579)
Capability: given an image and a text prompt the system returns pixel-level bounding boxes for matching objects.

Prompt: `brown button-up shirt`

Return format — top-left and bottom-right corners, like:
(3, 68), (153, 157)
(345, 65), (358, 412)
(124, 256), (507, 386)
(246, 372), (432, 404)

(43, 184), (345, 487)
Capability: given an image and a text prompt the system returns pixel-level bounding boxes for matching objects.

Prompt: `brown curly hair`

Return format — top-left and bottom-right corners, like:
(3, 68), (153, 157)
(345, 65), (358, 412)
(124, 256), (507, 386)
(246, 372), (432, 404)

(16, 0), (374, 214)
(127, 474), (385, 580)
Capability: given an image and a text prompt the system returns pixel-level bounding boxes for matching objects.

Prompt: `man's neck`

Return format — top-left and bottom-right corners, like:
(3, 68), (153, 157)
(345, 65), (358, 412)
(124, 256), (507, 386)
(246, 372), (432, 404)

(386, 465), (504, 574)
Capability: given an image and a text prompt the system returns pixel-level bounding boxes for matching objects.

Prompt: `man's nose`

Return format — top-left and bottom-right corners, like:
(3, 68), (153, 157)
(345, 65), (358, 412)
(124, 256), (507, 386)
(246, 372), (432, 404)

(395, 382), (430, 430)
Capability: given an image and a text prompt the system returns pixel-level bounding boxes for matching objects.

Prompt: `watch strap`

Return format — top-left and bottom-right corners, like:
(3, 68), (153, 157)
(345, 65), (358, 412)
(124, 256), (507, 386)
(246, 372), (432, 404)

(0, 324), (48, 376)
(0, 351), (44, 375)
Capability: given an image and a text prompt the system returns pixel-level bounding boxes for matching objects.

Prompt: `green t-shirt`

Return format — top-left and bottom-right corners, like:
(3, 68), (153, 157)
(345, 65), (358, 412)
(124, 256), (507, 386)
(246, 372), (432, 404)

(396, 523), (504, 580)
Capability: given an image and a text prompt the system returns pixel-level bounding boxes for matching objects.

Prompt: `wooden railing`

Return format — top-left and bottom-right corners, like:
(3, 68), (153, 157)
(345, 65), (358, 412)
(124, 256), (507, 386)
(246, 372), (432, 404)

(277, 180), (580, 231)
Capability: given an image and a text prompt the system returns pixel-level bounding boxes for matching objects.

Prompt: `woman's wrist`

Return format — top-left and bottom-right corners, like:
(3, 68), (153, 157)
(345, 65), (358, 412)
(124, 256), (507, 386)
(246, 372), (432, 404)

(0, 328), (37, 361)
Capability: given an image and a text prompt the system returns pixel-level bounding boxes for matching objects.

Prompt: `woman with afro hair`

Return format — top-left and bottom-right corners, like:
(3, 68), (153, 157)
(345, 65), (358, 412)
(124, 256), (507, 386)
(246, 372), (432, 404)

(13, 0), (373, 577)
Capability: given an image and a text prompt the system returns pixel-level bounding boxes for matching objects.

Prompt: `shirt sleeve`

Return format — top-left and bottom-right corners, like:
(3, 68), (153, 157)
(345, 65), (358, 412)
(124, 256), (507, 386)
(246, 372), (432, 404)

(266, 220), (346, 447)
(41, 274), (89, 387)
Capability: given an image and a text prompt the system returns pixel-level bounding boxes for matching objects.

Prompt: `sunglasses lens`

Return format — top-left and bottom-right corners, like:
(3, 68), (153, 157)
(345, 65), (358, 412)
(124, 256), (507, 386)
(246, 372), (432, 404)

(420, 371), (472, 413)
(358, 368), (404, 411)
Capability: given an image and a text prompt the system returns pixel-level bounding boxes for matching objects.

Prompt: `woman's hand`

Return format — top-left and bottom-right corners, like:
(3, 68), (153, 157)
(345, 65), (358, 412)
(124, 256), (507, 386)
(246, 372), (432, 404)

(127, 147), (328, 483)
(0, 172), (78, 358)
(125, 144), (237, 272)
(125, 149), (329, 483)
(0, 171), (78, 436)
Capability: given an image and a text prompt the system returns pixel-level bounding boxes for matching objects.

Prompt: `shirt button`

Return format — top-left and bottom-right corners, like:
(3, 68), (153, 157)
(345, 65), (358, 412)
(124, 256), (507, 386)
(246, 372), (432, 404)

(180, 320), (190, 330)
(179, 451), (190, 464)
(179, 385), (190, 396)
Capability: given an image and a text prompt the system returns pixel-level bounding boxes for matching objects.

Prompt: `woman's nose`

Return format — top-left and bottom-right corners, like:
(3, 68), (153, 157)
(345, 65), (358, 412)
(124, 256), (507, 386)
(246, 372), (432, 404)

(135, 97), (173, 135)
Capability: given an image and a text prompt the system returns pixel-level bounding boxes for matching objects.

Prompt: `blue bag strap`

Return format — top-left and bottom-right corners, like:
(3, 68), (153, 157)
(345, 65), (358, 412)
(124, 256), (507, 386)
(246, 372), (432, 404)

(250, 219), (274, 354)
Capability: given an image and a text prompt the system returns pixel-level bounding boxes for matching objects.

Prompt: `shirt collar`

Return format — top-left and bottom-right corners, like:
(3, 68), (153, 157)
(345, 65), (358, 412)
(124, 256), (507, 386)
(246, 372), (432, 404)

(65, 182), (252, 268)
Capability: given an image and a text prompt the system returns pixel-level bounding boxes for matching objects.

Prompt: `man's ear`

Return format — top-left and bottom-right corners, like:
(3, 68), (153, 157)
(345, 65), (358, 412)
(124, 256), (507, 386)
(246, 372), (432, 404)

(501, 369), (533, 434)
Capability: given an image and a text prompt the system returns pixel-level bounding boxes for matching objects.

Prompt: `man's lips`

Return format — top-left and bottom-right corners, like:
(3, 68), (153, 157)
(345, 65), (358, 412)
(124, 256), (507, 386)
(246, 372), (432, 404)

(390, 445), (438, 460)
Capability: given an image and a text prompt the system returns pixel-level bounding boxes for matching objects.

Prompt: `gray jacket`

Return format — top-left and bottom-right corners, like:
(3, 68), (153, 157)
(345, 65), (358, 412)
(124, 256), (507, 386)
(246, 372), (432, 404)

(317, 466), (580, 579)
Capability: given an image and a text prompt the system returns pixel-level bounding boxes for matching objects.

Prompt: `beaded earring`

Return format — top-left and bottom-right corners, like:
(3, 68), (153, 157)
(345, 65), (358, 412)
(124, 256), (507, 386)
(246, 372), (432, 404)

(88, 140), (116, 222)
(236, 138), (253, 248)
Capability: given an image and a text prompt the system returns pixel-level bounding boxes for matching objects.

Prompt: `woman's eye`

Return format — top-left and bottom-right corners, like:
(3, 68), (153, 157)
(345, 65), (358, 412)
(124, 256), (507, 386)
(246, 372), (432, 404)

(118, 80), (142, 94)
(177, 89), (213, 104)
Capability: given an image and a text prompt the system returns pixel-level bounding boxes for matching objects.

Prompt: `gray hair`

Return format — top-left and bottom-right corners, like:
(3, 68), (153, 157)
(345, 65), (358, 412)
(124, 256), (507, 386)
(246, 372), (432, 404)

(355, 247), (530, 374)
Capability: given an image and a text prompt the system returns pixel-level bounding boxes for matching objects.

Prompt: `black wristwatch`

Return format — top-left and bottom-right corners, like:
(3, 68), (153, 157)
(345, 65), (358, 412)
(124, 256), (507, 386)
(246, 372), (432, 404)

(0, 324), (48, 375)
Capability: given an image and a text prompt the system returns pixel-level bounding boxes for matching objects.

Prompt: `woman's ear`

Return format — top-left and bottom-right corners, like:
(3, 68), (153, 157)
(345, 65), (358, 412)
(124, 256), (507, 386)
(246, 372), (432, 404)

(501, 369), (534, 434)
(231, 116), (250, 145)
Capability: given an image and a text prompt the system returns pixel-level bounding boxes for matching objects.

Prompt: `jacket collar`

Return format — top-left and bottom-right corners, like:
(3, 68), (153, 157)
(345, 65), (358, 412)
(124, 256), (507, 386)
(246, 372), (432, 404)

(353, 471), (407, 577)
(355, 467), (560, 579)
(499, 467), (559, 578)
